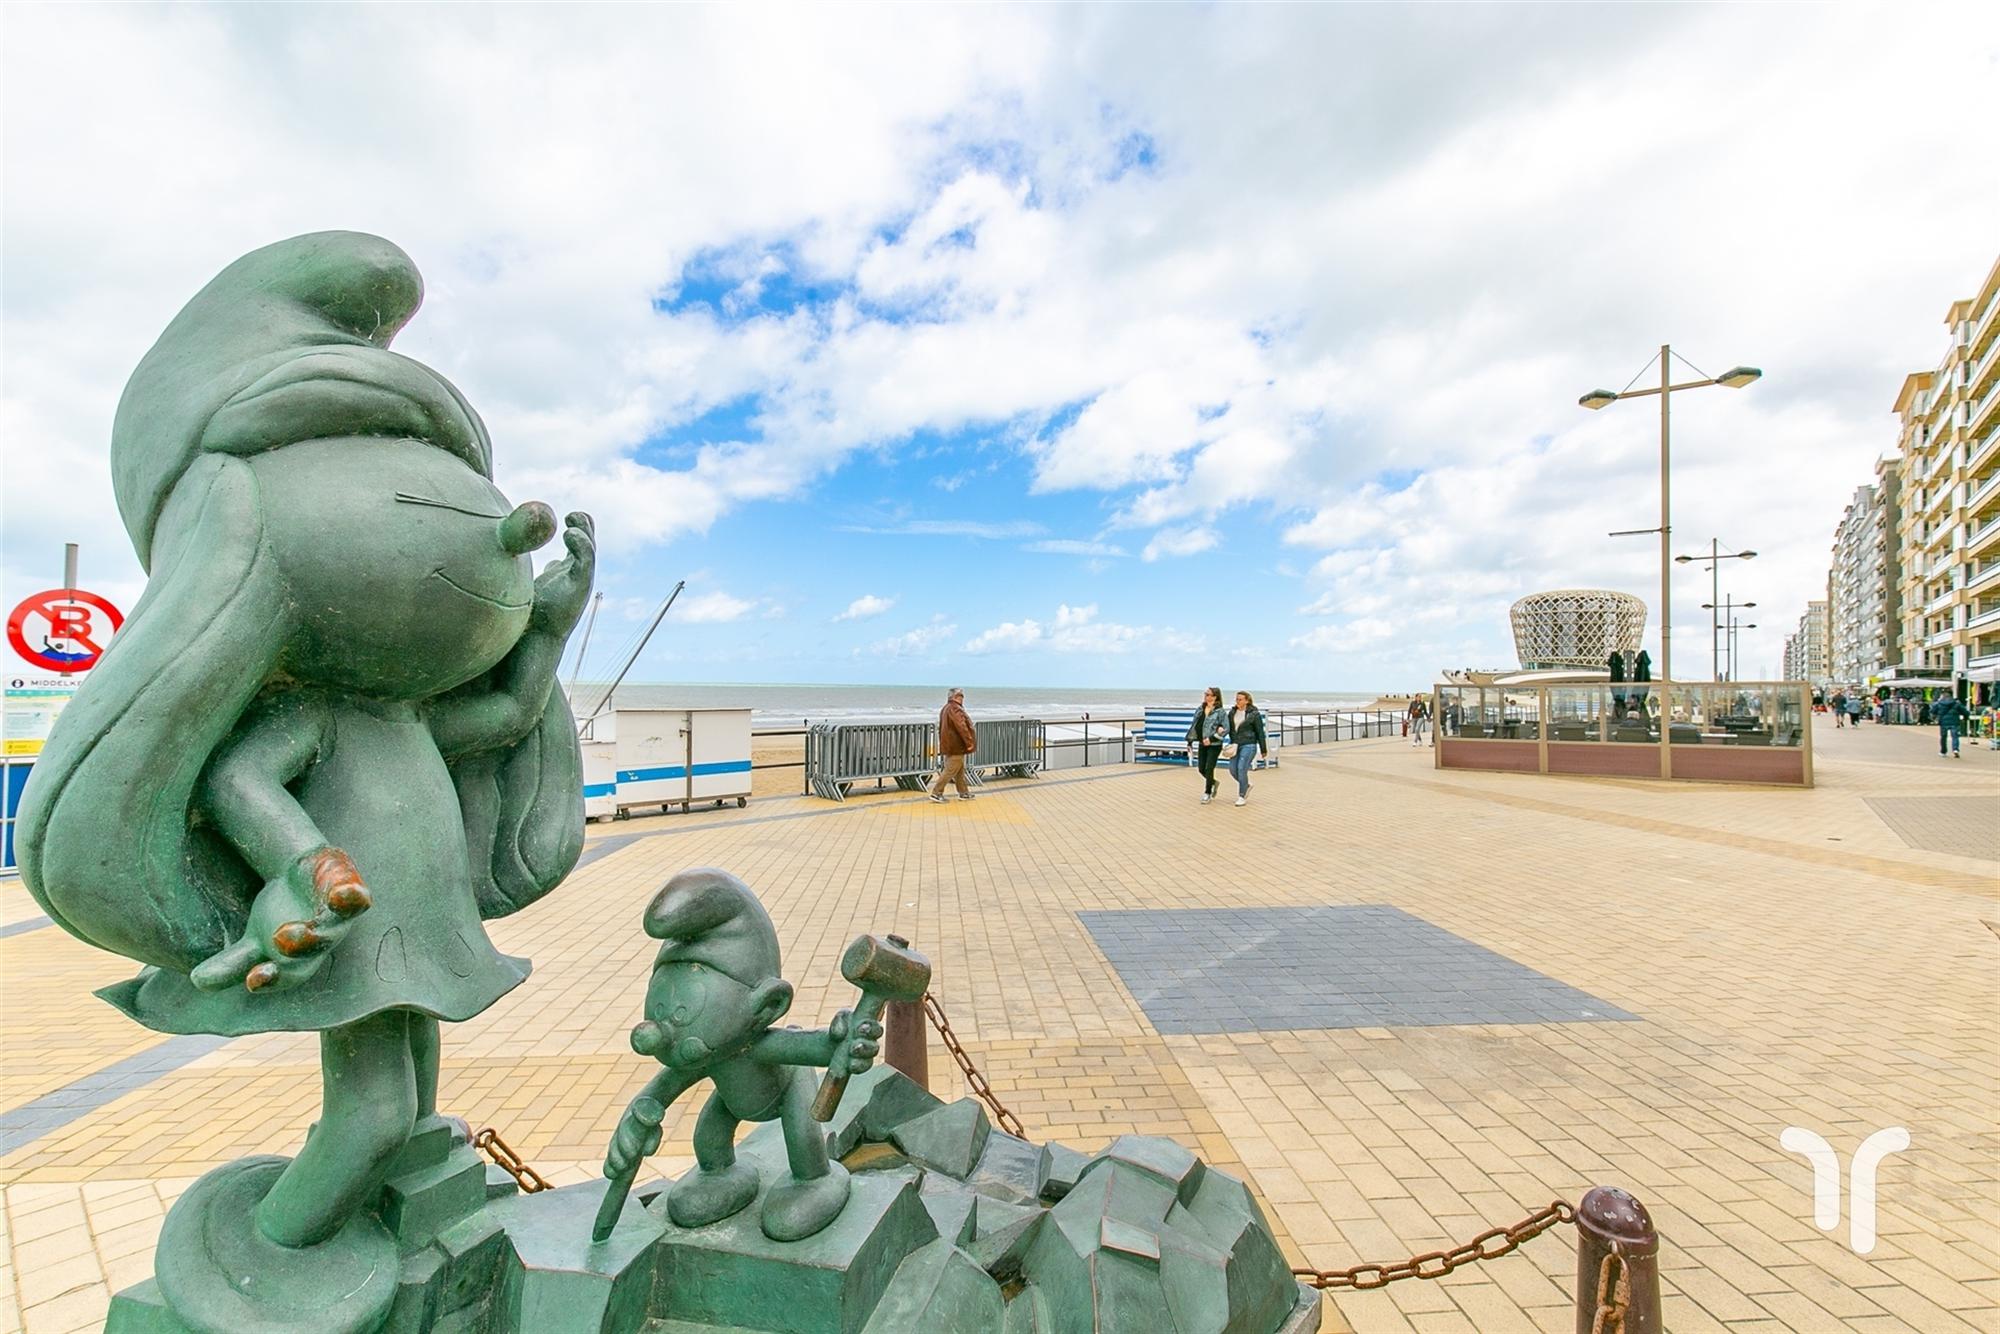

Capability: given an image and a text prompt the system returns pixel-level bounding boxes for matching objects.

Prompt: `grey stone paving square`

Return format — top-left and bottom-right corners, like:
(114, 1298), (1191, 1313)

(1079, 905), (1637, 1034)
(1864, 795), (1999, 861)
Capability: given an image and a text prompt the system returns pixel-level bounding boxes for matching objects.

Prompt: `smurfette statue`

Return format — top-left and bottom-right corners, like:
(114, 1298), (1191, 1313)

(18, 231), (594, 1333)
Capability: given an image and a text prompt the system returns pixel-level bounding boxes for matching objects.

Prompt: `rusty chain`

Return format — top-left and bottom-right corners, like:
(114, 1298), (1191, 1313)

(471, 995), (1624, 1328)
(1591, 1245), (1631, 1334)
(921, 991), (1027, 1138)
(1290, 1199), (1575, 1292)
(473, 1125), (551, 1194)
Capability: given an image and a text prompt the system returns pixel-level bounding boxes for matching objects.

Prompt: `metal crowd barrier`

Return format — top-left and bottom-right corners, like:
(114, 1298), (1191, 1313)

(968, 719), (1044, 781)
(805, 722), (938, 801)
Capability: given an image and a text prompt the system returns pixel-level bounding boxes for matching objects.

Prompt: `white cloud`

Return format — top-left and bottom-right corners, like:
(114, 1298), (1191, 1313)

(1141, 525), (1219, 562)
(835, 594), (896, 621)
(5, 6), (1998, 684)
(841, 519), (1047, 539)
(668, 590), (757, 624)
(963, 602), (1205, 657)
(869, 616), (958, 658)
(1024, 538), (1126, 557)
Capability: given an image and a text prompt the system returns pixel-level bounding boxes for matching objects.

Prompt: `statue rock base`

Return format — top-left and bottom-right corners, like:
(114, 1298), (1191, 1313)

(108, 1069), (1320, 1334)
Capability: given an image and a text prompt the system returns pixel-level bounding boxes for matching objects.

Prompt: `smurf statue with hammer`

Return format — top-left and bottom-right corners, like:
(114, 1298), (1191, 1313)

(597, 868), (929, 1243)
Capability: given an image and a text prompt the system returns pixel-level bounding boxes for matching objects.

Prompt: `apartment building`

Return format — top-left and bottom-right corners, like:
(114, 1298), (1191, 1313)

(1782, 600), (1829, 687)
(1825, 464), (1902, 685)
(1891, 254), (2000, 678)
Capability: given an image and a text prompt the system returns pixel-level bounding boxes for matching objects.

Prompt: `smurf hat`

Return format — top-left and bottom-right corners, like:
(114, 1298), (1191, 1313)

(644, 868), (782, 987)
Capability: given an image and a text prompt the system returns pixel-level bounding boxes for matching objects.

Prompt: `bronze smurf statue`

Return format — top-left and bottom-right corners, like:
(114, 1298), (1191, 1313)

(597, 869), (928, 1242)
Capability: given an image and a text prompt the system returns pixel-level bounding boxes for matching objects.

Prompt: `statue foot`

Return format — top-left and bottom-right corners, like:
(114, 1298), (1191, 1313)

(154, 1155), (398, 1334)
(667, 1160), (761, 1229)
(761, 1160), (851, 1242)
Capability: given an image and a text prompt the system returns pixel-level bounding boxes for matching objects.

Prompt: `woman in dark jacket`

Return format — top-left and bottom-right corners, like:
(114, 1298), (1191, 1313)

(1225, 690), (1270, 806)
(1186, 686), (1228, 803)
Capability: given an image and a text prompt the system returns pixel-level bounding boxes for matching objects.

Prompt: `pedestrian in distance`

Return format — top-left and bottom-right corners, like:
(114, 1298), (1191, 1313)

(1847, 695), (1864, 728)
(928, 688), (977, 802)
(1831, 691), (1847, 727)
(1407, 695), (1431, 747)
(1932, 692), (1968, 759)
(1224, 690), (1270, 807)
(1186, 686), (1229, 804)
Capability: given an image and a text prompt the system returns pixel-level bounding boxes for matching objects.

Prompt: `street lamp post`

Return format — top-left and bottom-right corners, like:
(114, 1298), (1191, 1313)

(1702, 596), (1757, 680)
(1582, 347), (1760, 775)
(1677, 540), (1757, 680)
(1728, 617), (1758, 682)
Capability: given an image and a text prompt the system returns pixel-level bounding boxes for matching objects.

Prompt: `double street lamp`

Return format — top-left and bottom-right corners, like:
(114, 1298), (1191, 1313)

(1681, 542), (1758, 680)
(1729, 617), (1758, 682)
(1581, 346), (1761, 690)
(1701, 597), (1757, 681)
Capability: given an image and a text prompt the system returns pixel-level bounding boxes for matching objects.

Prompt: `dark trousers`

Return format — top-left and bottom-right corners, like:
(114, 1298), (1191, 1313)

(1196, 744), (1223, 794)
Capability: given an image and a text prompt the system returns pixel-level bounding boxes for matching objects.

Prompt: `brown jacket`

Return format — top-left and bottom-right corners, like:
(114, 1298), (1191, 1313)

(939, 700), (977, 756)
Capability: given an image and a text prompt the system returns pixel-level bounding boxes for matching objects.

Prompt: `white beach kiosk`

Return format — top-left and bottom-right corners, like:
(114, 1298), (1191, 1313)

(581, 707), (753, 819)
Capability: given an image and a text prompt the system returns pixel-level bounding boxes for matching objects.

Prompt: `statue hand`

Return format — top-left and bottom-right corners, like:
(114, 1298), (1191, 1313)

(530, 512), (596, 634)
(604, 1103), (664, 1179)
(191, 847), (371, 994)
(827, 1008), (883, 1076)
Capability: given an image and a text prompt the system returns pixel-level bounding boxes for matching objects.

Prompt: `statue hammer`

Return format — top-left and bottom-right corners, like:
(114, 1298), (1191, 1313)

(810, 933), (930, 1121)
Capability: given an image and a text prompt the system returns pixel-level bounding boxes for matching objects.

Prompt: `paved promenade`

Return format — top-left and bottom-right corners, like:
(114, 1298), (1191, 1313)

(2, 719), (1995, 1332)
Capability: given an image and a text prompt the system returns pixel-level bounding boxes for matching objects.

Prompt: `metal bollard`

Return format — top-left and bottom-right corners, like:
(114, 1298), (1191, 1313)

(882, 995), (929, 1089)
(1574, 1186), (1660, 1334)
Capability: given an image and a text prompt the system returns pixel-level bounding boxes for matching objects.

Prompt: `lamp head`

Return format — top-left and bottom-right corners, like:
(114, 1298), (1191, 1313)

(1738, 549), (1757, 559)
(1717, 366), (1762, 389)
(1674, 555), (1694, 564)
(1579, 389), (1620, 411)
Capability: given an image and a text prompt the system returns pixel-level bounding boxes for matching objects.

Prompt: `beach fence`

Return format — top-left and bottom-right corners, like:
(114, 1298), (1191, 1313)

(804, 719), (1050, 800)
(791, 709), (1402, 800)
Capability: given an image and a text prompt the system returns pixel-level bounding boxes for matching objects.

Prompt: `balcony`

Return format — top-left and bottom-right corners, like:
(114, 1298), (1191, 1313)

(1925, 626), (1957, 650)
(1972, 512), (2000, 555)
(1968, 604), (2000, 634)
(1926, 548), (1957, 580)
(1924, 587), (1959, 617)
(1975, 377), (2000, 435)
(1973, 324), (2000, 397)
(1967, 469), (2000, 518)
(1969, 561), (2000, 596)
(1971, 423), (2000, 474)
(1976, 284), (2000, 357)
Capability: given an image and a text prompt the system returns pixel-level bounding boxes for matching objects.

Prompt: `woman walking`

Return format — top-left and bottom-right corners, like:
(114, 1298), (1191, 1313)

(1186, 686), (1229, 803)
(1407, 696), (1431, 747)
(1225, 690), (1270, 807)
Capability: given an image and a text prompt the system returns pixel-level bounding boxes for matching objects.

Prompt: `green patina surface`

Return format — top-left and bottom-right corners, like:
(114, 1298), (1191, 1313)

(32, 233), (1316, 1334)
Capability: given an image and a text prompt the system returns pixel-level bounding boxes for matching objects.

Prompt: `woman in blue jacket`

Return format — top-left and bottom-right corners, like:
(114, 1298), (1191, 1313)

(1225, 690), (1271, 806)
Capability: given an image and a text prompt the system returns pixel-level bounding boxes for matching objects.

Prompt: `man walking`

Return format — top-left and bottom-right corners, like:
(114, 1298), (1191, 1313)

(1933, 692), (1968, 759)
(1831, 690), (1847, 728)
(929, 688), (977, 801)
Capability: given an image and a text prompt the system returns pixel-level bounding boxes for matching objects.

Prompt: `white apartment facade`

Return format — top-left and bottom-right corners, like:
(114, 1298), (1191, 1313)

(1783, 601), (1829, 687)
(1825, 465), (1902, 686)
(1891, 254), (2000, 678)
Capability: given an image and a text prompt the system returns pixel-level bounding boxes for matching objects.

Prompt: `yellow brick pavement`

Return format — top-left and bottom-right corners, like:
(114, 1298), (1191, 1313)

(1, 717), (1995, 1332)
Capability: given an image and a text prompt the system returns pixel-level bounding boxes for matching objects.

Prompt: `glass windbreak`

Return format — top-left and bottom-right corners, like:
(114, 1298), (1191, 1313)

(1547, 686), (1609, 741)
(1669, 683), (1806, 746)
(1435, 686), (1538, 738)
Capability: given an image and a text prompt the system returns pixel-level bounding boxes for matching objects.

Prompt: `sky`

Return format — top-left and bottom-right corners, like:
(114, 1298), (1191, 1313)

(3, 4), (1998, 691)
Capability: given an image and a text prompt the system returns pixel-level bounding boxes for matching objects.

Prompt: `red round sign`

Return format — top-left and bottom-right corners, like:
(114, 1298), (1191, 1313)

(7, 588), (124, 673)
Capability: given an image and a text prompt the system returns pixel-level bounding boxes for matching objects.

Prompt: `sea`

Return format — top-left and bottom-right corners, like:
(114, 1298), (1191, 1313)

(561, 682), (1387, 728)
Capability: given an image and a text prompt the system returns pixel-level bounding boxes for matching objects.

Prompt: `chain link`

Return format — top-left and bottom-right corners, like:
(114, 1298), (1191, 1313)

(1590, 1245), (1631, 1334)
(1290, 1200), (1576, 1291)
(921, 991), (1026, 1138)
(473, 1125), (552, 1194)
